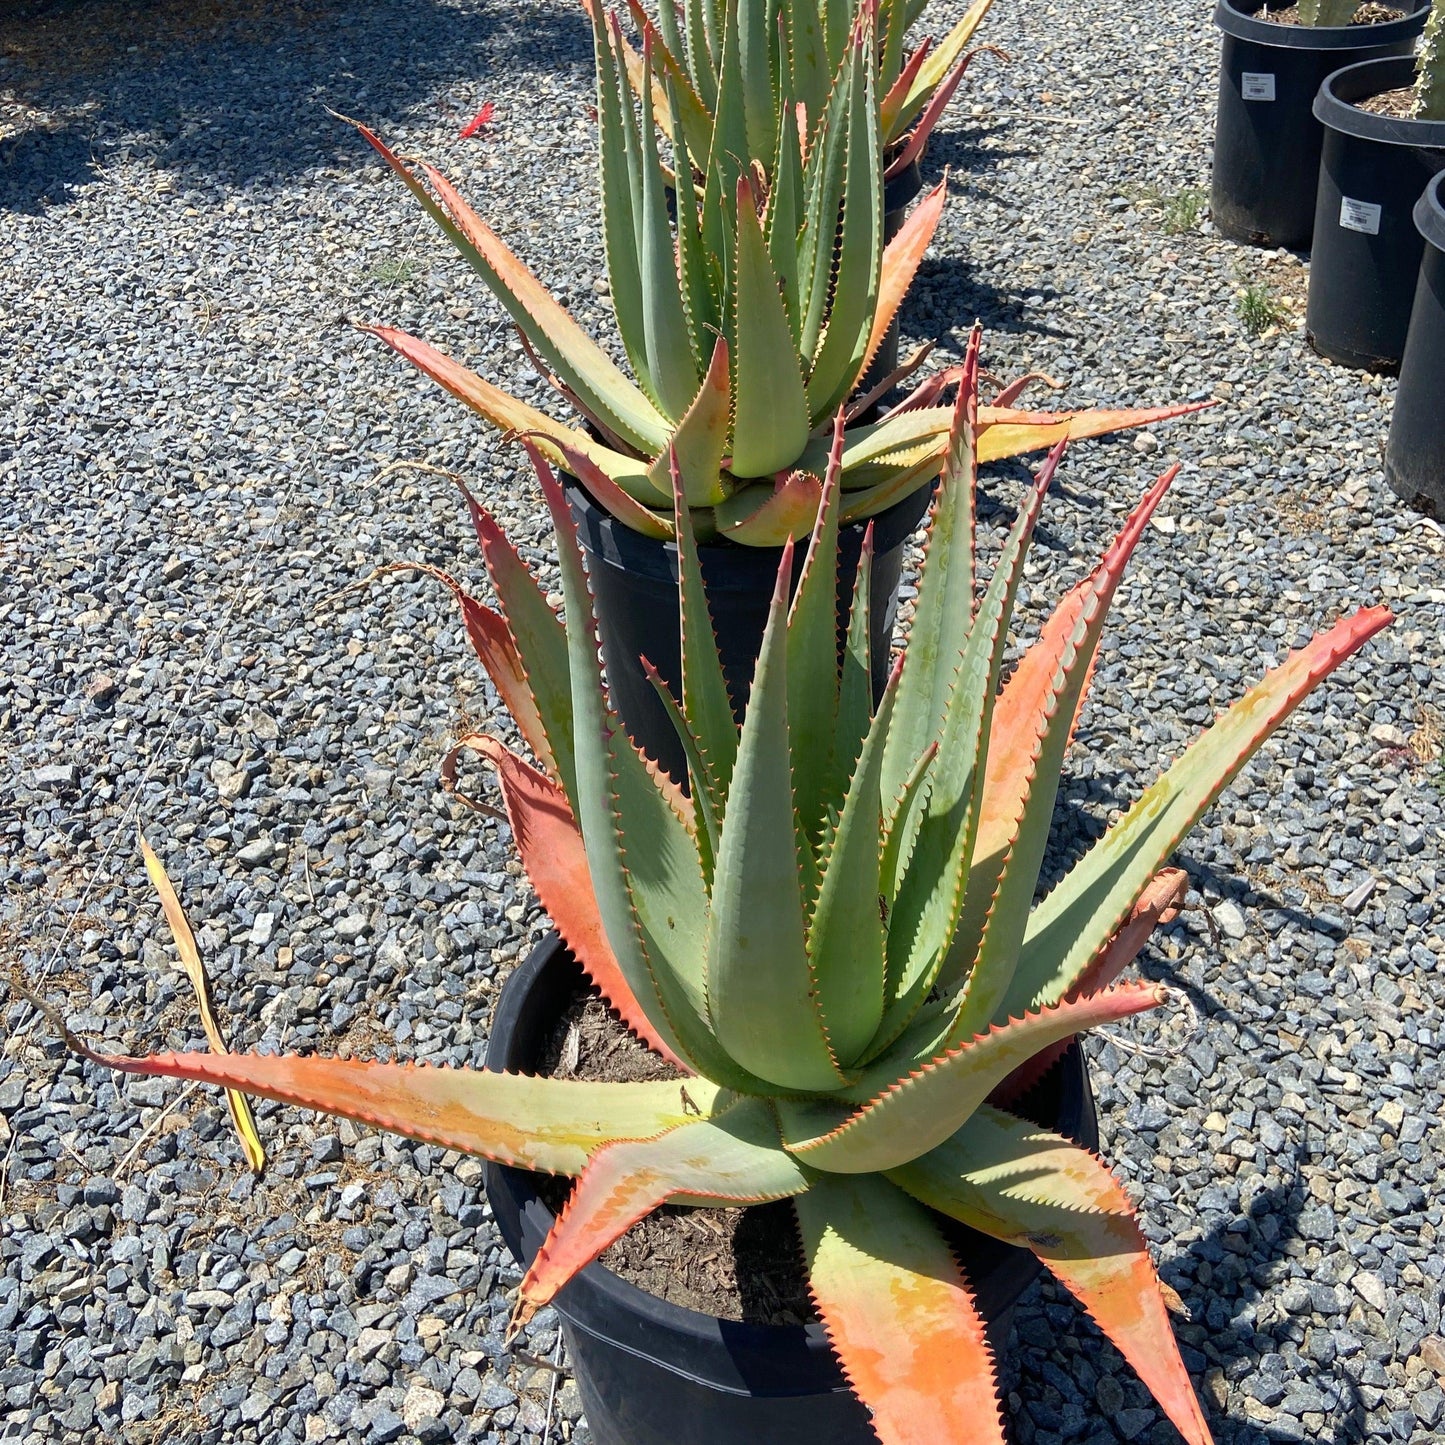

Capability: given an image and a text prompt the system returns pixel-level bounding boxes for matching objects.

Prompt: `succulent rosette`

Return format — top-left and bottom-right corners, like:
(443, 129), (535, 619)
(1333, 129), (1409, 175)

(356, 0), (1201, 544)
(44, 340), (1391, 1444)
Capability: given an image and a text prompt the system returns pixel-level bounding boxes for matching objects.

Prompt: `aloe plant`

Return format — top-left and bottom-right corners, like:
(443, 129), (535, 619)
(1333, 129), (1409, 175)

(359, 1), (1200, 545)
(606, 0), (998, 183)
(1414, 2), (1444, 119)
(43, 344), (1390, 1443)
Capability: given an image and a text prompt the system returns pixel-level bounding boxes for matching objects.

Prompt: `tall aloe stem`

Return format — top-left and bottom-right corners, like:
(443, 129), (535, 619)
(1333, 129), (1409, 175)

(1416, 2), (1445, 120)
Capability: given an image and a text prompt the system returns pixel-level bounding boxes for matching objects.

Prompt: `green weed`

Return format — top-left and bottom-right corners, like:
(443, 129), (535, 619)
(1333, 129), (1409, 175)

(1118, 183), (1208, 234)
(1160, 187), (1208, 235)
(368, 257), (419, 287)
(1237, 282), (1289, 337)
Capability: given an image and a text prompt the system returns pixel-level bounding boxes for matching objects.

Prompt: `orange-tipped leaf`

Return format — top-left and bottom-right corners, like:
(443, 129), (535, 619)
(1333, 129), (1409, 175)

(795, 1172), (1008, 1445)
(891, 1107), (1215, 1445)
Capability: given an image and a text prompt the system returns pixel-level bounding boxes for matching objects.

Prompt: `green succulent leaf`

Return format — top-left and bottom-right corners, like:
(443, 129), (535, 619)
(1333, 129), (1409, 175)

(944, 466), (1178, 1030)
(797, 42), (853, 362)
(705, 543), (847, 1092)
(669, 80), (722, 350)
(832, 519), (875, 792)
(1000, 606), (1394, 1023)
(638, 36), (702, 415)
(877, 0), (909, 95)
(460, 456), (577, 807)
(877, 390), (976, 831)
(647, 333), (732, 508)
(625, 0), (715, 161)
(61, 1039), (727, 1178)
(537, 457), (770, 1093)
(364, 325), (663, 504)
(807, 652), (901, 1065)
(713, 472), (823, 543)
(683, 0), (720, 111)
(783, 0), (831, 125)
(518, 1095), (812, 1323)
(729, 177), (811, 478)
(890, 0), (996, 138)
(889, 1107), (1214, 1445)
(355, 128), (667, 459)
(785, 414), (846, 845)
(779, 983), (1168, 1173)
(643, 656), (721, 878)
(875, 444), (1055, 1053)
(804, 14), (883, 421)
(737, 0), (778, 175)
(767, 99), (805, 343)
(593, 7), (653, 406)
(701, 0), (749, 326)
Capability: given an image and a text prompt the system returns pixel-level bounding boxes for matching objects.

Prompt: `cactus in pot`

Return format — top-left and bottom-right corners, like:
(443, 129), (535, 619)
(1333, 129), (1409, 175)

(31, 341), (1391, 1444)
(358, 0), (1201, 546)
(1293, 0), (1365, 26)
(1414, 1), (1445, 118)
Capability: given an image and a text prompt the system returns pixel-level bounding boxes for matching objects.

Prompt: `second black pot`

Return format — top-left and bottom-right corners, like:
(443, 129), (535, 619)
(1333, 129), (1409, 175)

(1385, 171), (1445, 518)
(1210, 0), (1428, 250)
(1306, 55), (1445, 371)
(568, 475), (933, 785)
(484, 933), (1101, 1445)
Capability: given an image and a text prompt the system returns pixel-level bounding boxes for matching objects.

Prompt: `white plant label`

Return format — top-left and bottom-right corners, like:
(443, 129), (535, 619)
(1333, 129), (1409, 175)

(1339, 197), (1382, 236)
(1241, 72), (1276, 102)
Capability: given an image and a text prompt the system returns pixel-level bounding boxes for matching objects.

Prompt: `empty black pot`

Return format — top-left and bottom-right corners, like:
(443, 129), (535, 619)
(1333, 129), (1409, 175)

(1210, 0), (1428, 250)
(568, 475), (933, 784)
(484, 933), (1100, 1445)
(1385, 171), (1445, 517)
(1306, 55), (1445, 370)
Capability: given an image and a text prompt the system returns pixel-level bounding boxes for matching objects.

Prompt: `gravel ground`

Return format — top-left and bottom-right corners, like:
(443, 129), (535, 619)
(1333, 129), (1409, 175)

(2, 0), (1443, 1442)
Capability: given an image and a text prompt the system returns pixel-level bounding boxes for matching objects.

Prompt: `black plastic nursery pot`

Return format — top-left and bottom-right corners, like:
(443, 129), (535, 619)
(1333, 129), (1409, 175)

(1210, 0), (1428, 250)
(1385, 171), (1445, 517)
(484, 933), (1101, 1445)
(856, 152), (927, 398)
(1306, 56), (1445, 371)
(567, 473), (934, 785)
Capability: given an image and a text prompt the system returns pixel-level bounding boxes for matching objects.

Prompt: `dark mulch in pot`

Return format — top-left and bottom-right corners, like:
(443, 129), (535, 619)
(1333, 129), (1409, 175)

(1356, 85), (1422, 117)
(1256, 3), (1405, 24)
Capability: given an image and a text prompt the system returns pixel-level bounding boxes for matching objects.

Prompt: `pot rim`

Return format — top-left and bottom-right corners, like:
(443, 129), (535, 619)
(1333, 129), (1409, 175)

(1418, 171), (1445, 251)
(1214, 0), (1429, 52)
(1314, 55), (1445, 146)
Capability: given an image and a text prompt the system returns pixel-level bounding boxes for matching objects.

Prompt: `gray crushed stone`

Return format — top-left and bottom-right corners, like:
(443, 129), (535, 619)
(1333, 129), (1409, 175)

(2, 0), (1441, 1442)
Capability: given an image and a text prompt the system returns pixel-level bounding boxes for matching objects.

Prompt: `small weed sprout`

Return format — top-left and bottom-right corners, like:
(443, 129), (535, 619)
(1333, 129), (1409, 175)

(368, 257), (419, 287)
(1237, 281), (1289, 336)
(1118, 183), (1208, 234)
(1160, 187), (1207, 235)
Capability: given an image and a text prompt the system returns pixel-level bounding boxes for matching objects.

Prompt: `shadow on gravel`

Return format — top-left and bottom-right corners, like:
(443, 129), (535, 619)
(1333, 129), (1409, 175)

(903, 255), (1072, 346)
(1007, 1172), (1367, 1444)
(1167, 1180), (1369, 1445)
(1184, 857), (1327, 943)
(974, 454), (1103, 555)
(0, 115), (94, 211)
(899, 120), (1073, 345)
(0, 0), (588, 210)
(923, 118), (1031, 189)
